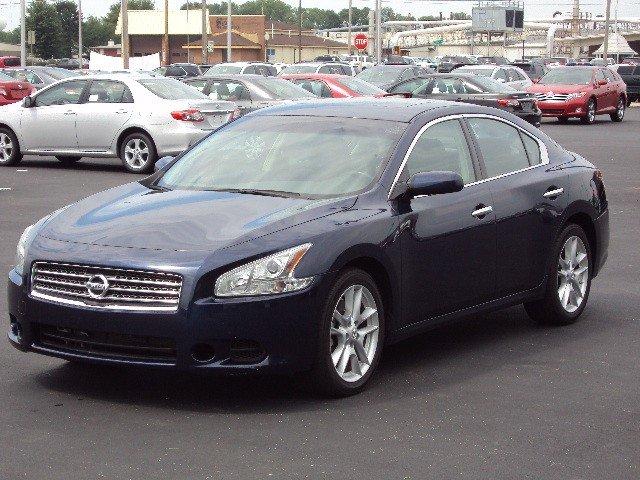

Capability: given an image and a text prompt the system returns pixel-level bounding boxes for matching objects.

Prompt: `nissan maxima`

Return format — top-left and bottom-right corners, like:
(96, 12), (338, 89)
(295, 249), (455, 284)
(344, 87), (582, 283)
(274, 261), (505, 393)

(7, 99), (609, 396)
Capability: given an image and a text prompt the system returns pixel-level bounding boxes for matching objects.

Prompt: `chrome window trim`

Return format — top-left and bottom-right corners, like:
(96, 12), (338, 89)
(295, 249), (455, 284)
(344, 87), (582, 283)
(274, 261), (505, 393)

(387, 113), (549, 199)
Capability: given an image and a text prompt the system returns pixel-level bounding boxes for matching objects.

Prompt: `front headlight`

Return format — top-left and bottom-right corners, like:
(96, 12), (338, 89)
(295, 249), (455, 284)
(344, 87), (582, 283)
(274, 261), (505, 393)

(566, 92), (587, 101)
(214, 243), (314, 297)
(15, 224), (36, 276)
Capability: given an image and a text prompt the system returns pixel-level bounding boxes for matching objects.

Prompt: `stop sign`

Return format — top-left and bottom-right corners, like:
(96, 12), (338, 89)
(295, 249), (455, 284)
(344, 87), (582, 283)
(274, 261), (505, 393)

(354, 33), (368, 51)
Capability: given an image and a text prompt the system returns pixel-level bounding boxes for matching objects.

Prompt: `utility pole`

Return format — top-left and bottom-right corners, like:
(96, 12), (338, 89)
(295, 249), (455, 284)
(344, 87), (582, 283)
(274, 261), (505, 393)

(227, 0), (232, 62)
(122, 0), (129, 68)
(202, 0), (208, 64)
(163, 0), (169, 66)
(375, 0), (381, 63)
(20, 0), (26, 66)
(78, 0), (83, 67)
(603, 0), (611, 61)
(298, 0), (302, 62)
(347, 0), (352, 55)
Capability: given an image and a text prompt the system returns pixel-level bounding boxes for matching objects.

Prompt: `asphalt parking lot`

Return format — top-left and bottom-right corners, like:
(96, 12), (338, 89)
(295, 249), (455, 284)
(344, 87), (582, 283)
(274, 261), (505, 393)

(1, 110), (639, 479)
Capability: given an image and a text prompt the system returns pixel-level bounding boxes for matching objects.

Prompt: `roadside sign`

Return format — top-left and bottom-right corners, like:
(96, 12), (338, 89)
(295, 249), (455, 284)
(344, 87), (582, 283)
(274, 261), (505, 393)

(207, 41), (214, 53)
(27, 30), (35, 45)
(354, 33), (368, 51)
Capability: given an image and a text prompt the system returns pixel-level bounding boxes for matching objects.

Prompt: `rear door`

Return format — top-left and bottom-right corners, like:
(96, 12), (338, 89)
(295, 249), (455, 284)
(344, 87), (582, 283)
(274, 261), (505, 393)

(465, 116), (568, 297)
(75, 80), (134, 152)
(19, 79), (87, 151)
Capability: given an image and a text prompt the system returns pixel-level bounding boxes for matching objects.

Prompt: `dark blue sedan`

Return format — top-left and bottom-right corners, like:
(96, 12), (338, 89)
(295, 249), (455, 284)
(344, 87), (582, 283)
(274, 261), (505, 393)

(7, 99), (609, 396)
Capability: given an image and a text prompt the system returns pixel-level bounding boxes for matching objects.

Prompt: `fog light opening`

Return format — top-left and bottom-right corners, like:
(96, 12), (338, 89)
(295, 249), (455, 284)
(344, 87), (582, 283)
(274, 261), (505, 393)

(229, 340), (266, 364)
(9, 315), (23, 343)
(191, 343), (216, 363)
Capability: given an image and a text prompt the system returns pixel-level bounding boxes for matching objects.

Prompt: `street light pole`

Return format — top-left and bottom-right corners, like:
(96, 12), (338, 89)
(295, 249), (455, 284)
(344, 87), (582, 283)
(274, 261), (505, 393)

(78, 0), (83, 67)
(227, 0), (232, 62)
(163, 0), (169, 66)
(202, 0), (208, 65)
(603, 0), (611, 61)
(347, 0), (352, 55)
(122, 0), (129, 68)
(20, 0), (26, 66)
(298, 0), (302, 62)
(375, 0), (382, 63)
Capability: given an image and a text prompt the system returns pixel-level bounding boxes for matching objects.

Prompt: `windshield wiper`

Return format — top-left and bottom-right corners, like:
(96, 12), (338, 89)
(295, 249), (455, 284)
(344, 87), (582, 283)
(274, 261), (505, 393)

(209, 188), (302, 198)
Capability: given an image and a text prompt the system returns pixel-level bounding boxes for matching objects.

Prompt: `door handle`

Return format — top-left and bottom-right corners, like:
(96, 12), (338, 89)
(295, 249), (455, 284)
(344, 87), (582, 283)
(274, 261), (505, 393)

(63, 110), (75, 115)
(471, 205), (493, 218)
(543, 187), (564, 199)
(115, 109), (128, 114)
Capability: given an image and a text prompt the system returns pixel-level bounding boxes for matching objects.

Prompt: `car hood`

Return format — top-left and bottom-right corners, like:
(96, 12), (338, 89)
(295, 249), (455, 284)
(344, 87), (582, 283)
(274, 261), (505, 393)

(527, 83), (589, 94)
(40, 182), (354, 252)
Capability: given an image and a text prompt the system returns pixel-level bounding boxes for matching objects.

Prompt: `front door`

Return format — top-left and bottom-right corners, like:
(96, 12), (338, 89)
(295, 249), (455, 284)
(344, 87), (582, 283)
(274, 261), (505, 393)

(399, 118), (496, 327)
(75, 80), (134, 152)
(19, 79), (87, 151)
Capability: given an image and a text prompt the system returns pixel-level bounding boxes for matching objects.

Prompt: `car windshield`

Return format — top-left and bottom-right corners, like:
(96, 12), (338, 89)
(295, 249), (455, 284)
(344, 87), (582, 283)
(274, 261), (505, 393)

(45, 67), (78, 79)
(253, 77), (315, 99)
(138, 78), (209, 99)
(339, 76), (385, 95)
(280, 65), (318, 74)
(157, 116), (406, 197)
(205, 64), (243, 75)
(539, 68), (593, 85)
(356, 67), (401, 85)
(0, 71), (14, 81)
(469, 75), (517, 93)
(180, 65), (201, 75)
(511, 63), (533, 72)
(456, 67), (494, 77)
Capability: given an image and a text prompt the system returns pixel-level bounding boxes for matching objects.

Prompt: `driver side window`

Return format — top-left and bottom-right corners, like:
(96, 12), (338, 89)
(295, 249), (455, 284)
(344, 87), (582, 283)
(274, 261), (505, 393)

(34, 80), (86, 107)
(404, 119), (476, 184)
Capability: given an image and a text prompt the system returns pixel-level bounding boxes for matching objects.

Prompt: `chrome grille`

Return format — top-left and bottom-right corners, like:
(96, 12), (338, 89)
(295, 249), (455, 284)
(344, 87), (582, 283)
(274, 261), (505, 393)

(534, 93), (570, 102)
(31, 262), (182, 312)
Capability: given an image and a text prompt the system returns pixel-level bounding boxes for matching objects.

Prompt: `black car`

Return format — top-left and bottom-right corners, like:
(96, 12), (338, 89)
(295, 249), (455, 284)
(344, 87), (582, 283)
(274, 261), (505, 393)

(153, 63), (202, 79)
(0, 66), (80, 90)
(8, 98), (608, 396)
(510, 60), (549, 82)
(615, 64), (640, 103)
(355, 64), (428, 91)
(387, 73), (542, 126)
(183, 74), (314, 115)
(437, 56), (477, 73)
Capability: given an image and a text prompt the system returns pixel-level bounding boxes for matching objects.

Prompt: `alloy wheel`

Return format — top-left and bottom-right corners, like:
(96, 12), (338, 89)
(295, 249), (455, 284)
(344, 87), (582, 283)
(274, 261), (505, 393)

(616, 98), (625, 120)
(587, 101), (596, 123)
(330, 284), (380, 382)
(557, 235), (589, 313)
(124, 138), (150, 169)
(0, 132), (13, 162)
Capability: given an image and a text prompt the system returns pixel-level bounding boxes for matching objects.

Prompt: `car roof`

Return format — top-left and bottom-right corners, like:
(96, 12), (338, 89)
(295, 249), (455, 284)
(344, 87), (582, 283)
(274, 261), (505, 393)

(250, 97), (456, 122)
(188, 74), (266, 81)
(280, 73), (352, 80)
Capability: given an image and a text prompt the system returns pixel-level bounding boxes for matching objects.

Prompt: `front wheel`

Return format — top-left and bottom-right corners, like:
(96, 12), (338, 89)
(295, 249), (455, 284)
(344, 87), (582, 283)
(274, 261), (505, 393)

(524, 224), (592, 326)
(610, 96), (625, 122)
(309, 269), (385, 396)
(580, 99), (596, 124)
(0, 128), (22, 166)
(120, 132), (157, 173)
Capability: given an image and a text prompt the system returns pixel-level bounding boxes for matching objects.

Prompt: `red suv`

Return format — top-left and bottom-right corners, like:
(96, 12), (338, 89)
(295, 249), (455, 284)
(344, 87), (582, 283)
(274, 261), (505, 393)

(280, 73), (386, 98)
(527, 66), (627, 124)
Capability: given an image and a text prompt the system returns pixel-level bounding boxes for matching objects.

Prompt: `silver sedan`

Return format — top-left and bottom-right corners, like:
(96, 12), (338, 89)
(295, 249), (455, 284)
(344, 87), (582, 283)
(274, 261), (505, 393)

(0, 74), (237, 172)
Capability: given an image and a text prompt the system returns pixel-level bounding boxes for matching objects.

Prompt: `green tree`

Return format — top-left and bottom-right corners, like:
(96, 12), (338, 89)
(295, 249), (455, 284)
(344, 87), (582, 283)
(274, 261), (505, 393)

(450, 11), (471, 20)
(338, 7), (370, 27)
(0, 27), (21, 44)
(238, 0), (295, 23)
(105, 0), (155, 39)
(55, 0), (79, 57)
(26, 0), (64, 59)
(82, 15), (115, 50)
(302, 8), (341, 30)
(180, 1), (239, 15)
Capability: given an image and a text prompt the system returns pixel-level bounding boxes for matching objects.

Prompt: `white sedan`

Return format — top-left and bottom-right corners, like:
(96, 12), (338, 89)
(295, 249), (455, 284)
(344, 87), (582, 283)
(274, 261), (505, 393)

(454, 65), (533, 90)
(0, 74), (237, 172)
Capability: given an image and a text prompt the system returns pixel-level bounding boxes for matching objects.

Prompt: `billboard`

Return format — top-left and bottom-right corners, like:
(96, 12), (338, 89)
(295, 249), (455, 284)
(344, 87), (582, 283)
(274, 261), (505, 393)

(472, 6), (524, 32)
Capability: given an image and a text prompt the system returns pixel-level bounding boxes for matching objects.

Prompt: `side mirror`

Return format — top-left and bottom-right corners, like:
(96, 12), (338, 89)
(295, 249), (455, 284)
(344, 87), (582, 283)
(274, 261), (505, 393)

(22, 96), (34, 108)
(154, 155), (174, 172)
(597, 79), (608, 86)
(404, 171), (464, 198)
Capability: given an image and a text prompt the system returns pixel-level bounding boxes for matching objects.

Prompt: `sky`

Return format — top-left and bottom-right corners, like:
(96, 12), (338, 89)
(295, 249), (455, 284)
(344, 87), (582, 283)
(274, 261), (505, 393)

(2, 0), (639, 31)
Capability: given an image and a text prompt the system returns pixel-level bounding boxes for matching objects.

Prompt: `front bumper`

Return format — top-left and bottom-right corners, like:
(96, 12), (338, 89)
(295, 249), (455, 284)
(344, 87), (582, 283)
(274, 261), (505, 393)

(7, 268), (325, 374)
(537, 99), (588, 117)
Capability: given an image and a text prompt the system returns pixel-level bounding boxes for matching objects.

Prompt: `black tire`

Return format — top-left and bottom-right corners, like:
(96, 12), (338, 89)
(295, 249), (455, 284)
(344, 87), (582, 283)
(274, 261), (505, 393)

(55, 156), (81, 166)
(610, 96), (625, 122)
(309, 268), (385, 397)
(524, 224), (593, 326)
(580, 98), (596, 124)
(119, 132), (157, 173)
(0, 127), (23, 166)
(557, 117), (569, 124)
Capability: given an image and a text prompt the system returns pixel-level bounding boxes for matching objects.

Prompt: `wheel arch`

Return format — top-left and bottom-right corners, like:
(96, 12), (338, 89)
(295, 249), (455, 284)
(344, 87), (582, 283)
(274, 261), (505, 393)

(0, 123), (20, 150)
(557, 200), (598, 274)
(116, 126), (157, 157)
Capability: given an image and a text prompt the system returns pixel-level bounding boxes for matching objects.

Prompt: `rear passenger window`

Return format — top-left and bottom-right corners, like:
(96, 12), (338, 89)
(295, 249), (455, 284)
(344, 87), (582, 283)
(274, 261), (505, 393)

(520, 132), (542, 165)
(405, 119), (476, 184)
(467, 118), (529, 177)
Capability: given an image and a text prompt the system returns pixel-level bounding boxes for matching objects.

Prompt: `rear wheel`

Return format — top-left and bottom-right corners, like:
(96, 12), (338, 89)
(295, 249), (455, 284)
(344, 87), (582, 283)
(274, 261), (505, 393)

(0, 128), (22, 166)
(120, 132), (156, 173)
(524, 224), (592, 326)
(309, 269), (385, 396)
(610, 96), (625, 122)
(580, 99), (596, 124)
(55, 156), (81, 166)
